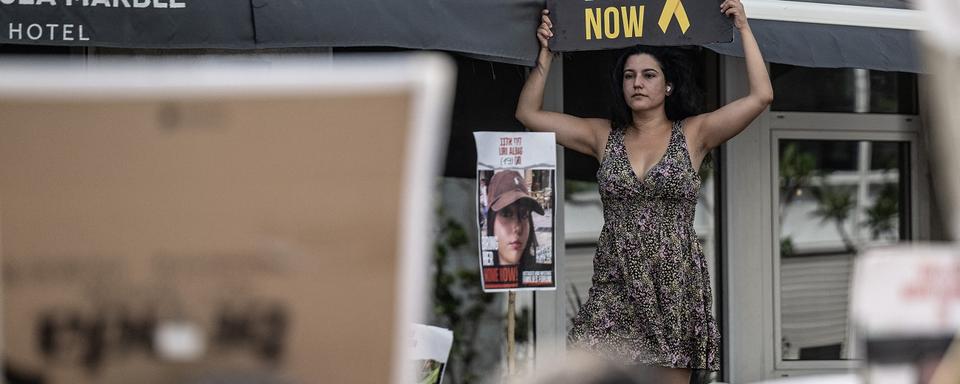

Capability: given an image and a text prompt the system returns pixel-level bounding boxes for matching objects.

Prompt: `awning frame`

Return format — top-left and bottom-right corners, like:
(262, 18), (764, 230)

(743, 0), (923, 30)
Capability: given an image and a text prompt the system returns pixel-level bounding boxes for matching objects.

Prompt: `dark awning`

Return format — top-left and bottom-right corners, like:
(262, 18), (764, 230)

(705, 0), (921, 73)
(0, 1), (256, 49)
(0, 0), (922, 72)
(250, 0), (542, 66)
(0, 0), (542, 66)
(705, 19), (921, 73)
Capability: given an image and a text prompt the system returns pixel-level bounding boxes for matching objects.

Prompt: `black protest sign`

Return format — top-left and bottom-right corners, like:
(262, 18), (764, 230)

(546, 0), (733, 51)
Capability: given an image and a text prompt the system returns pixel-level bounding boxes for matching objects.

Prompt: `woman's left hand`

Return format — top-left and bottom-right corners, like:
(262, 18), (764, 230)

(721, 0), (748, 30)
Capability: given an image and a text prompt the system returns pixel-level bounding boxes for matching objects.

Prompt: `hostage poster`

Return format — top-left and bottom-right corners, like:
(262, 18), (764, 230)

(474, 132), (557, 292)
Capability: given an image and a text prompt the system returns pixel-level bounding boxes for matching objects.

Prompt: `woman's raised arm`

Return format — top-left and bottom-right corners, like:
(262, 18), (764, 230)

(687, 0), (774, 152)
(515, 10), (610, 160)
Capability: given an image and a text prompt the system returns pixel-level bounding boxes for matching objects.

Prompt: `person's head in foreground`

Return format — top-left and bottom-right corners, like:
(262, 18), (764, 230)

(511, 350), (696, 384)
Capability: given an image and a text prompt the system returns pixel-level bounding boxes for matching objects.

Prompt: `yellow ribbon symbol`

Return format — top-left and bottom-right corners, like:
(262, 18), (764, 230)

(658, 0), (691, 34)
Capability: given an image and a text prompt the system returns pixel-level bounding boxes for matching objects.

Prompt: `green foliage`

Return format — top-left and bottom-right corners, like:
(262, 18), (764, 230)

(863, 183), (899, 239)
(432, 205), (495, 384)
(564, 180), (596, 201)
(809, 182), (857, 252)
(417, 361), (443, 384)
(810, 184), (856, 224)
(780, 142), (904, 255)
(779, 143), (859, 254)
(780, 236), (795, 258)
(779, 143), (818, 208)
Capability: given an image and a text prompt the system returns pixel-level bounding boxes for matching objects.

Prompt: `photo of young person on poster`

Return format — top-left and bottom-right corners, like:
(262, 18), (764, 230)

(478, 168), (555, 291)
(487, 170), (542, 267)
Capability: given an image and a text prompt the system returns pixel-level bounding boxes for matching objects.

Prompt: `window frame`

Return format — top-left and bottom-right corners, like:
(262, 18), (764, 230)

(722, 55), (933, 383)
(769, 113), (923, 372)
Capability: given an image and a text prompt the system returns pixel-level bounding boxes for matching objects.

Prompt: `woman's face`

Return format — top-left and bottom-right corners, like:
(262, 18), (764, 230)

(494, 203), (531, 265)
(622, 53), (669, 113)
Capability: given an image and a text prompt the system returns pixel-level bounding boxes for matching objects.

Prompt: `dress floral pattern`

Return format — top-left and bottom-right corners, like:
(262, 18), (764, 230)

(567, 120), (720, 371)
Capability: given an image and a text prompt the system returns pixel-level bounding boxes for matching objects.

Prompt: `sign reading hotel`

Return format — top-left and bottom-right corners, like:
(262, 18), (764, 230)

(474, 132), (557, 292)
(546, 0), (733, 51)
(0, 0), (250, 46)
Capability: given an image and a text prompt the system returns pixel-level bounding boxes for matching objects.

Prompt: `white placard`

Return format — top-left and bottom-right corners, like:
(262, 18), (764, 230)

(851, 245), (960, 337)
(410, 324), (453, 384)
(474, 132), (557, 292)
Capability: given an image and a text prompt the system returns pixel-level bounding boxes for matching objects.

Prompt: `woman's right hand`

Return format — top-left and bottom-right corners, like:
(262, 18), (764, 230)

(537, 9), (554, 50)
(520, 6), (611, 162)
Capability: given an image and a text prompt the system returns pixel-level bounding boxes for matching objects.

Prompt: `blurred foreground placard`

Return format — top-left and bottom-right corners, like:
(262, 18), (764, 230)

(852, 245), (960, 382)
(918, 0), (960, 240)
(853, 246), (960, 337)
(0, 56), (453, 384)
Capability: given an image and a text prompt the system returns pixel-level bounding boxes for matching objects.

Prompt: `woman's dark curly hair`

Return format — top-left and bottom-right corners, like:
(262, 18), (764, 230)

(609, 45), (704, 130)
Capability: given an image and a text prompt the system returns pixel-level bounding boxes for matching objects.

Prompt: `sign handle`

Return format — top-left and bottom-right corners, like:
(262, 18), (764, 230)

(507, 290), (517, 376)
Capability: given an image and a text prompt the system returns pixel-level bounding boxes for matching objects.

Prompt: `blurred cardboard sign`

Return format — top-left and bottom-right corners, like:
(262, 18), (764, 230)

(852, 246), (960, 338)
(0, 55), (454, 384)
(918, 0), (960, 240)
(546, 0), (733, 52)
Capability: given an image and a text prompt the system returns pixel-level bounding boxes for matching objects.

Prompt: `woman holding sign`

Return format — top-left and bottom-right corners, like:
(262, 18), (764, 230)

(515, 0), (772, 382)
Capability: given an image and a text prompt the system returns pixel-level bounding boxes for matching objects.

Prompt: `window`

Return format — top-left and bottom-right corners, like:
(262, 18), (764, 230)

(724, 57), (926, 381)
(776, 138), (911, 362)
(769, 64), (921, 368)
(770, 64), (918, 114)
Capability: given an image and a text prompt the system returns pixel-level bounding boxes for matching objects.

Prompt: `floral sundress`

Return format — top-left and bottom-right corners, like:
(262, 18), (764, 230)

(567, 120), (720, 371)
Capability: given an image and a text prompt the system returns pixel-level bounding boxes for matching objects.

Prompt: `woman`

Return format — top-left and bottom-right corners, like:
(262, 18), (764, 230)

(485, 170), (542, 268)
(515, 0), (772, 382)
